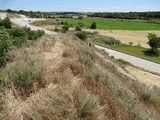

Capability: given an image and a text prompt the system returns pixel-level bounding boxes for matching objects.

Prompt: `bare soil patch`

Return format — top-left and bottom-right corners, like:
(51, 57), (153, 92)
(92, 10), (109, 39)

(126, 66), (160, 88)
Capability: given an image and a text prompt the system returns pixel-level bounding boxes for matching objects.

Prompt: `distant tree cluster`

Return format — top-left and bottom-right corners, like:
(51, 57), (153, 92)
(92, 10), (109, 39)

(6, 9), (81, 18)
(88, 12), (160, 19)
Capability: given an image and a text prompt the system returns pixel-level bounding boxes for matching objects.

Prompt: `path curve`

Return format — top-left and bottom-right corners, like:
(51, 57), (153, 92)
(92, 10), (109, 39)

(95, 45), (160, 74)
(11, 15), (56, 35)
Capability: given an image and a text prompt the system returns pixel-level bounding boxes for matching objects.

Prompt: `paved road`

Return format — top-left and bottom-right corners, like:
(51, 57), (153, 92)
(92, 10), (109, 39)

(95, 45), (160, 74)
(11, 15), (56, 35)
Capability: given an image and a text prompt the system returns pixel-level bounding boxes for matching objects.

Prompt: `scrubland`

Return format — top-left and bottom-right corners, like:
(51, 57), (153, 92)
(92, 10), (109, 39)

(0, 33), (160, 120)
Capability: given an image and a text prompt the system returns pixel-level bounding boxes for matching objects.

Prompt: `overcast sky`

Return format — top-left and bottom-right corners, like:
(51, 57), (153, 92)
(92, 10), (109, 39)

(0, 0), (160, 12)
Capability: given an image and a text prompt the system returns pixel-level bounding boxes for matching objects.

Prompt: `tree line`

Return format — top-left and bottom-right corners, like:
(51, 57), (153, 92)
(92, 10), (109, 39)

(88, 12), (160, 19)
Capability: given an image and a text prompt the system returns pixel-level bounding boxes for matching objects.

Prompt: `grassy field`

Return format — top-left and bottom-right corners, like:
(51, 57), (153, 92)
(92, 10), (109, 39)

(32, 18), (160, 30)
(57, 18), (160, 30)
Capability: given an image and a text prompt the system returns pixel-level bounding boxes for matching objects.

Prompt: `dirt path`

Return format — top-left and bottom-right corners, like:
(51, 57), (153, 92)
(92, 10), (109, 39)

(85, 29), (160, 48)
(11, 15), (56, 35)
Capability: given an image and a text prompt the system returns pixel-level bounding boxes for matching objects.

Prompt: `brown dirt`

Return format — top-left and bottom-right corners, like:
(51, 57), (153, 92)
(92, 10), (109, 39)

(126, 66), (160, 88)
(84, 29), (160, 48)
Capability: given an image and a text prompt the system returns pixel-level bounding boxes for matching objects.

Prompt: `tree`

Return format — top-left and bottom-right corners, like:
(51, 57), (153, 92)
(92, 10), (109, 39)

(90, 22), (96, 29)
(147, 33), (160, 53)
(62, 22), (70, 33)
(3, 17), (12, 29)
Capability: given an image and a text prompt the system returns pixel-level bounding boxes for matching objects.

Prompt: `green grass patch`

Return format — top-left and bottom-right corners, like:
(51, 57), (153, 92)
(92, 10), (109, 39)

(111, 45), (160, 64)
(56, 18), (160, 30)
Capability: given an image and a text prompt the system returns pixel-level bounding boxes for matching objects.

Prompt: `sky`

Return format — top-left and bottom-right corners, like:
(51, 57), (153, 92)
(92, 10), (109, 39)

(0, 0), (160, 12)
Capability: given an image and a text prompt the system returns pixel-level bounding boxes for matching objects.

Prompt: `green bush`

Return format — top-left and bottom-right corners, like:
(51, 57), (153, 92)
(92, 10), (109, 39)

(75, 25), (82, 31)
(3, 17), (12, 29)
(12, 36), (27, 48)
(62, 24), (70, 33)
(23, 27), (44, 40)
(75, 31), (87, 41)
(0, 20), (3, 26)
(0, 30), (11, 67)
(90, 22), (96, 29)
(78, 22), (85, 28)
(7, 27), (27, 37)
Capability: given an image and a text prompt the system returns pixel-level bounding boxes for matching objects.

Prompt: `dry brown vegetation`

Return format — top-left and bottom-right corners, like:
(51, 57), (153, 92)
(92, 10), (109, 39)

(0, 34), (160, 120)
(84, 29), (160, 48)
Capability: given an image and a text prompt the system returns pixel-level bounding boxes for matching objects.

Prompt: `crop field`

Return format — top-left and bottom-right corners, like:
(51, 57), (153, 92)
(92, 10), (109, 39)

(33, 18), (160, 30)
(57, 18), (160, 30)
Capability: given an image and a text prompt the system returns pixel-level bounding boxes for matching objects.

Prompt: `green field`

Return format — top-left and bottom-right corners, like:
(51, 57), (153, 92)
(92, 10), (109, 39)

(56, 18), (160, 30)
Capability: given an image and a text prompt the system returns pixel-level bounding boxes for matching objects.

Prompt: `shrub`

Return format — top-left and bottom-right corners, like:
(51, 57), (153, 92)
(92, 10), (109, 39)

(78, 22), (85, 28)
(78, 16), (83, 19)
(0, 20), (3, 26)
(129, 42), (133, 46)
(24, 27), (44, 40)
(3, 17), (12, 29)
(75, 31), (87, 41)
(91, 35), (121, 45)
(78, 90), (98, 118)
(62, 23), (70, 33)
(0, 30), (11, 67)
(60, 21), (64, 25)
(75, 25), (82, 31)
(7, 27), (27, 37)
(0, 60), (41, 87)
(90, 22), (96, 29)
(12, 36), (27, 48)
(78, 48), (95, 67)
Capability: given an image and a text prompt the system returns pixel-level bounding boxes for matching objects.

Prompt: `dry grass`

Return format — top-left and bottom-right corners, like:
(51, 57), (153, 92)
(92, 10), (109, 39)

(0, 33), (160, 120)
(84, 29), (160, 48)
(126, 66), (160, 89)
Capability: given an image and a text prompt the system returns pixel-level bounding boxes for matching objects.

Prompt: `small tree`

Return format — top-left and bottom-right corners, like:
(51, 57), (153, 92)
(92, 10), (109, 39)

(147, 33), (160, 53)
(3, 17), (12, 29)
(90, 22), (96, 29)
(62, 22), (70, 33)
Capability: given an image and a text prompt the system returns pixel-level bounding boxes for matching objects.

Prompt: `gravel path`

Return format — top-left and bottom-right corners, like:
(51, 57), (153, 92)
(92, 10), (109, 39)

(11, 15), (56, 35)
